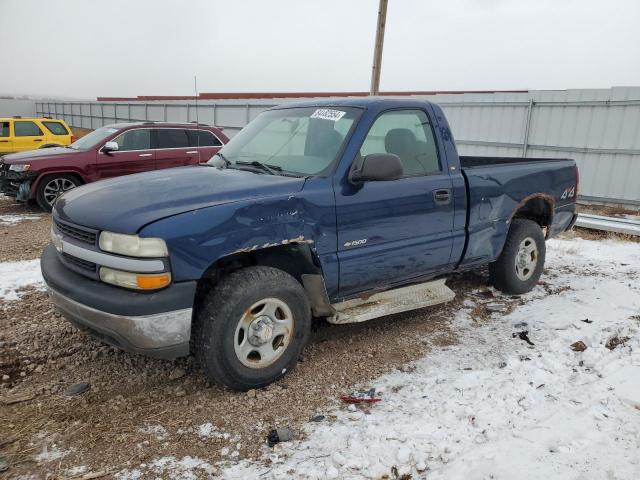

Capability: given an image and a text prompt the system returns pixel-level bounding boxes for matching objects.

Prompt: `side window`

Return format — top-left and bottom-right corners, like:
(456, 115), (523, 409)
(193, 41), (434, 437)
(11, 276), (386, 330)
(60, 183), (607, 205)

(113, 129), (150, 151)
(0, 122), (9, 137)
(187, 130), (222, 147)
(360, 109), (440, 176)
(156, 129), (190, 149)
(14, 121), (43, 137)
(43, 121), (70, 135)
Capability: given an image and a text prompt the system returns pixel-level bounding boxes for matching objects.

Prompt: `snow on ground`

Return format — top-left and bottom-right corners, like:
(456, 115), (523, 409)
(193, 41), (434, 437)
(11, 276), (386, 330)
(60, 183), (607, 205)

(0, 213), (43, 226)
(2, 236), (633, 479)
(0, 259), (43, 300)
(130, 236), (639, 480)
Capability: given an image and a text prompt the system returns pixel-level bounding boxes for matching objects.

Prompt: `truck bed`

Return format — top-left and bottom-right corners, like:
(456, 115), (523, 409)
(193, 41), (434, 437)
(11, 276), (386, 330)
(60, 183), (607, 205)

(457, 155), (577, 269)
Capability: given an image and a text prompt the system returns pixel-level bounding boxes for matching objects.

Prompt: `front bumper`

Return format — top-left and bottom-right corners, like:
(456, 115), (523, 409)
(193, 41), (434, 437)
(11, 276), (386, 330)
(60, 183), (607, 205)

(0, 169), (36, 199)
(41, 244), (196, 359)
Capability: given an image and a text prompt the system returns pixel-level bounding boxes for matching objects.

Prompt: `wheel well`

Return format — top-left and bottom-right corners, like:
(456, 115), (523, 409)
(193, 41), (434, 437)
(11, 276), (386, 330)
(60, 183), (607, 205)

(34, 172), (85, 193)
(194, 243), (323, 308)
(511, 195), (554, 232)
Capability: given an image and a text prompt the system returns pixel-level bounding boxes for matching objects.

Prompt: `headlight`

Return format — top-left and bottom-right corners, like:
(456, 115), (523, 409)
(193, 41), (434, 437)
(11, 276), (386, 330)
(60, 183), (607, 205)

(99, 231), (168, 257)
(99, 267), (171, 290)
(9, 164), (30, 172)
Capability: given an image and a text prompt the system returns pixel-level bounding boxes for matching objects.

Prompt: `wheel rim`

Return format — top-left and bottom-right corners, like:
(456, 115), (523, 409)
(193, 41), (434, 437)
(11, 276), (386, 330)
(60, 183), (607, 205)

(233, 298), (294, 369)
(43, 178), (76, 207)
(514, 236), (538, 281)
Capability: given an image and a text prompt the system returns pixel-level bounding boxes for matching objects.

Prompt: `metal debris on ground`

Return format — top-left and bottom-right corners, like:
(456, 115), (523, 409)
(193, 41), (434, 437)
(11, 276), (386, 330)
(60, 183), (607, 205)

(513, 331), (535, 346)
(473, 290), (495, 300)
(581, 318), (593, 324)
(486, 302), (508, 313)
(64, 382), (91, 397)
(310, 415), (325, 422)
(340, 388), (382, 404)
(267, 427), (294, 447)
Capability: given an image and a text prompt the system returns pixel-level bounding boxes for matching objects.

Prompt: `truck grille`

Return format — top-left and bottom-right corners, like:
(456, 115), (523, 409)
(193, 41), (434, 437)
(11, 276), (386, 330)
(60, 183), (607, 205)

(54, 219), (98, 245)
(62, 252), (97, 272)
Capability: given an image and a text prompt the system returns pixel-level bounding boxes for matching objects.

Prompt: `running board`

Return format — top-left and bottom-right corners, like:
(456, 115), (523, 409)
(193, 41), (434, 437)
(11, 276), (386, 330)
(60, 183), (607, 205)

(327, 279), (455, 325)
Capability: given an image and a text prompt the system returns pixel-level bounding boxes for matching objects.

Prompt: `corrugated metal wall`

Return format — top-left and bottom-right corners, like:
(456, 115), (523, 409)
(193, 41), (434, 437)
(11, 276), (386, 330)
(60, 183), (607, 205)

(36, 87), (640, 206)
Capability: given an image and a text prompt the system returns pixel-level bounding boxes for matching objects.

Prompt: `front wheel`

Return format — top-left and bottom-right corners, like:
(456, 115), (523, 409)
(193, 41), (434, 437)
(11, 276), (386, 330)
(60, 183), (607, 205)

(489, 219), (546, 295)
(194, 266), (311, 391)
(36, 174), (80, 212)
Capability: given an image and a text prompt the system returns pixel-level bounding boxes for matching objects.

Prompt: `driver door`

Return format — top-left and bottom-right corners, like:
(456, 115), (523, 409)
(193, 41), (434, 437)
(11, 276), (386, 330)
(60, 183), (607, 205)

(96, 128), (155, 179)
(335, 109), (455, 297)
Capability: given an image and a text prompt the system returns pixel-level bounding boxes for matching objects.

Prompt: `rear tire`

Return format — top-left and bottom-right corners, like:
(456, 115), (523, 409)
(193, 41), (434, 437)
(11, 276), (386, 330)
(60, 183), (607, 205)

(195, 266), (311, 391)
(36, 173), (80, 212)
(489, 219), (546, 295)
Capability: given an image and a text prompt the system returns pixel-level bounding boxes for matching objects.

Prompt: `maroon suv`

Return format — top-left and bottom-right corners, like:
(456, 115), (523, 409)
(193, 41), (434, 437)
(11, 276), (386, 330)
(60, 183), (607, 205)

(0, 122), (228, 211)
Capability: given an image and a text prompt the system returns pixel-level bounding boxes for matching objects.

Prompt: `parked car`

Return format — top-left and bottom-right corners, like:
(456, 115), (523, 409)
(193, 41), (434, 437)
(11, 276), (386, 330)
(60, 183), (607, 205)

(0, 117), (74, 153)
(41, 98), (578, 391)
(0, 122), (228, 211)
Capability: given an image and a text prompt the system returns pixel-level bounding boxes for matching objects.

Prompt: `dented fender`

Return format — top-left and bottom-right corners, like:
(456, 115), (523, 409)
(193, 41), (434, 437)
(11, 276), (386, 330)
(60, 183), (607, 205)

(139, 177), (340, 294)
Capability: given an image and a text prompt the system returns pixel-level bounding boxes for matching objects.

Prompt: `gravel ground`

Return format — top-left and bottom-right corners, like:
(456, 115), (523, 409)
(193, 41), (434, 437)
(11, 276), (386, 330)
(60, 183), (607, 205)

(0, 193), (631, 478)
(0, 195), (51, 262)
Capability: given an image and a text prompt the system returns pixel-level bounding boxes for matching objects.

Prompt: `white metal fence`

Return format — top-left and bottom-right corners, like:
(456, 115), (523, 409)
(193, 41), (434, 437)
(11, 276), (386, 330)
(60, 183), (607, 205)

(36, 87), (640, 206)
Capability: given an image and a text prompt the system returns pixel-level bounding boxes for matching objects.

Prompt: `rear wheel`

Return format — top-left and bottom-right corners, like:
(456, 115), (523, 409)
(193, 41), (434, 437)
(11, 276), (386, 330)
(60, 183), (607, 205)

(36, 174), (80, 212)
(194, 266), (311, 391)
(489, 219), (546, 294)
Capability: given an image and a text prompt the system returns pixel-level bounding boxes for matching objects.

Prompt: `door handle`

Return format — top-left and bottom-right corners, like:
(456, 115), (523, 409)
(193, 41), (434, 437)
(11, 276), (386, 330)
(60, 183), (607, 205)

(138, 153), (153, 157)
(33, 139), (43, 142)
(433, 188), (451, 205)
(0, 140), (8, 143)
(185, 151), (198, 154)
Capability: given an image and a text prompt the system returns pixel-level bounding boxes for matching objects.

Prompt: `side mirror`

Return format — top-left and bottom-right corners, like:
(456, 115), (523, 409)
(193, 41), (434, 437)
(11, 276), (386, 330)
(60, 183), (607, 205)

(349, 153), (403, 183)
(102, 141), (119, 153)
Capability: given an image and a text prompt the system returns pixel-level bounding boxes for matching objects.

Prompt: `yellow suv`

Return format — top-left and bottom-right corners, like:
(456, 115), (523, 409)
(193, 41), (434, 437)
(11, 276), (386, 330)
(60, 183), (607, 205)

(0, 117), (74, 153)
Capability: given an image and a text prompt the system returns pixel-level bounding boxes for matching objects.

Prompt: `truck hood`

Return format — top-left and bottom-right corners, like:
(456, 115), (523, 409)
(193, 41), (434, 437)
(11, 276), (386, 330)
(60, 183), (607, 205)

(2, 146), (79, 164)
(54, 166), (306, 233)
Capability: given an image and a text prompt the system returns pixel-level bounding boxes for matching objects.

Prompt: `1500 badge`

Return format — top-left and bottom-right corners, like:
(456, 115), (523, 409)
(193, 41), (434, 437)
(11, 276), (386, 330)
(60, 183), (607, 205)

(344, 239), (368, 247)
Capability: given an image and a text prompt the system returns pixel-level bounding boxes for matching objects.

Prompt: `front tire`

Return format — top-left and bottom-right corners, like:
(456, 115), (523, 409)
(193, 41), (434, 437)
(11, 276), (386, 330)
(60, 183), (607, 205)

(489, 219), (546, 295)
(36, 174), (80, 212)
(195, 266), (311, 391)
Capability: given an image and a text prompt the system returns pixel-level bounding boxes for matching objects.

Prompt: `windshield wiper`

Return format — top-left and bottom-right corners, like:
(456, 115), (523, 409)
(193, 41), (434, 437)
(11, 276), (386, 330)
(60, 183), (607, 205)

(236, 160), (282, 175)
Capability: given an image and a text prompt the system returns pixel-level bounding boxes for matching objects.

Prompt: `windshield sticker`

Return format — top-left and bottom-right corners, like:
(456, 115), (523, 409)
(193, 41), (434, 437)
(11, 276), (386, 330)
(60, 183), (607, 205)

(310, 109), (347, 122)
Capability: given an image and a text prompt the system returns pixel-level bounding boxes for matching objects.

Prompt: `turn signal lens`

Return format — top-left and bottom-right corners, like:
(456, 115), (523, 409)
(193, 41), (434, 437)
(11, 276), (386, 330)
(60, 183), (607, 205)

(99, 267), (171, 290)
(136, 273), (171, 290)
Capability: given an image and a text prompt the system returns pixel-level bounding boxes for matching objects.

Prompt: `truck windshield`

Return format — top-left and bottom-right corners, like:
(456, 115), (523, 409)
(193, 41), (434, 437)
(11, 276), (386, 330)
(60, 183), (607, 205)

(69, 126), (119, 150)
(207, 106), (362, 176)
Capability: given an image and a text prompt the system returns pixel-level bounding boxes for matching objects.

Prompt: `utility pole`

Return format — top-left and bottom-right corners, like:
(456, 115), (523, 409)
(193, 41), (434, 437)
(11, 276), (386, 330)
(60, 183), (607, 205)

(370, 0), (388, 96)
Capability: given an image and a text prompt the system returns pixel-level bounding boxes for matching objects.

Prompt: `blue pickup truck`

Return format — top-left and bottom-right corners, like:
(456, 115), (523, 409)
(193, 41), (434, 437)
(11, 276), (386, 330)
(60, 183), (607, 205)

(41, 98), (578, 390)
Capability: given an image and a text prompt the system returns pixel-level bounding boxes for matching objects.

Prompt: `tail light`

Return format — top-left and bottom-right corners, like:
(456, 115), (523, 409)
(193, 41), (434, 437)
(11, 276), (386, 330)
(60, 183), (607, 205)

(71, 135), (76, 143)
(575, 165), (580, 195)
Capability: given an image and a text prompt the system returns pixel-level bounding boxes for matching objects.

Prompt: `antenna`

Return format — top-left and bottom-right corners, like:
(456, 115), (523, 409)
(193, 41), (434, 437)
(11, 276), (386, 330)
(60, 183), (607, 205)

(194, 75), (200, 147)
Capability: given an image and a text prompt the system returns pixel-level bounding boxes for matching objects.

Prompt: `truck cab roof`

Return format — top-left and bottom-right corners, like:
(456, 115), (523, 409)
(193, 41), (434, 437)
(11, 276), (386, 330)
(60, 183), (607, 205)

(270, 97), (436, 111)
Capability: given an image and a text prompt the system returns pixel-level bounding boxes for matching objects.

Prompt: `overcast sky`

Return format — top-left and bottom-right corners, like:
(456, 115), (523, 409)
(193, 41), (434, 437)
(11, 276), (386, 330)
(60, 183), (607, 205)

(1, 0), (639, 99)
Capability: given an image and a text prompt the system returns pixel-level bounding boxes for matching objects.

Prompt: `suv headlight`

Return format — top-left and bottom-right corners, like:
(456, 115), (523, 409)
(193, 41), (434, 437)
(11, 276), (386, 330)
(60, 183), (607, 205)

(9, 164), (30, 172)
(99, 231), (168, 257)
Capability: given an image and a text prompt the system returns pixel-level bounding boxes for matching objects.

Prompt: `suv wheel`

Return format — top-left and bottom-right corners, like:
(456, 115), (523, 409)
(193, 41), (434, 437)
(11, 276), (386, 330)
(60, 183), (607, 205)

(489, 219), (546, 294)
(194, 266), (311, 391)
(36, 174), (80, 212)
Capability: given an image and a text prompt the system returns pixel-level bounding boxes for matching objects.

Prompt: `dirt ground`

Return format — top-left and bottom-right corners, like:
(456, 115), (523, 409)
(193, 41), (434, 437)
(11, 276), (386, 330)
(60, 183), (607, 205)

(0, 194), (634, 479)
